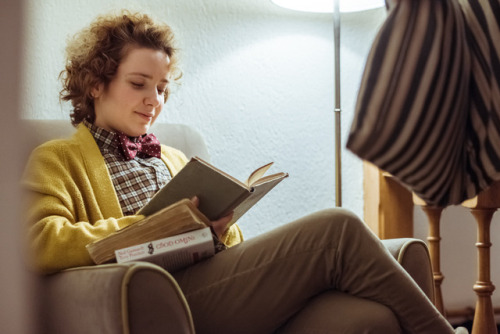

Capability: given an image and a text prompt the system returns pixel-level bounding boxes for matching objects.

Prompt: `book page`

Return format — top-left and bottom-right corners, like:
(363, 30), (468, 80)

(246, 162), (274, 187)
(252, 172), (288, 186)
(232, 172), (288, 223)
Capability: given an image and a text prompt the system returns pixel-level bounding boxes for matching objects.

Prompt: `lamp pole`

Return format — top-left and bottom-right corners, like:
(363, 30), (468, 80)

(333, 0), (342, 207)
(270, 0), (384, 207)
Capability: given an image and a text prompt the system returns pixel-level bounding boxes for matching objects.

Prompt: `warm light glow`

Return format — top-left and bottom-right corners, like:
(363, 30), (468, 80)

(271, 0), (385, 13)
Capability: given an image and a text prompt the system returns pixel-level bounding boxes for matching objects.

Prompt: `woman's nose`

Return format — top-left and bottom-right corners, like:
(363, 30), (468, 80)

(144, 89), (162, 107)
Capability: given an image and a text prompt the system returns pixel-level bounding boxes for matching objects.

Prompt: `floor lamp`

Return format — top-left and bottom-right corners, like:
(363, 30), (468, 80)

(270, 0), (384, 207)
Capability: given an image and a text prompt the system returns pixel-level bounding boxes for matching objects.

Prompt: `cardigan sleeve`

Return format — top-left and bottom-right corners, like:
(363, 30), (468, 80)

(22, 142), (143, 274)
(24, 141), (244, 274)
(220, 224), (244, 246)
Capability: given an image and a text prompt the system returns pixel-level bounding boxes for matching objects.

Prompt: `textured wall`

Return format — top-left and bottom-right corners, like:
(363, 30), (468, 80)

(22, 0), (383, 237)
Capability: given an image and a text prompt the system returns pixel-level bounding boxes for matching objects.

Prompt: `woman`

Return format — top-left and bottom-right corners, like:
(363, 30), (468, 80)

(23, 10), (465, 334)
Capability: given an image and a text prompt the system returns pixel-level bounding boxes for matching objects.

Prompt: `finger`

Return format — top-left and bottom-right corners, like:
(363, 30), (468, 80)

(221, 211), (234, 223)
(211, 212), (234, 237)
(190, 196), (200, 207)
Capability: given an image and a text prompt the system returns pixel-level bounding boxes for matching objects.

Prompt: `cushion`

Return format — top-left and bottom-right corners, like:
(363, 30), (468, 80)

(346, 0), (500, 206)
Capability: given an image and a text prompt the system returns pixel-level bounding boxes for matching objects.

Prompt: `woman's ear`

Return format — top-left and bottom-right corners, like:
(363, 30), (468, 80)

(91, 83), (104, 99)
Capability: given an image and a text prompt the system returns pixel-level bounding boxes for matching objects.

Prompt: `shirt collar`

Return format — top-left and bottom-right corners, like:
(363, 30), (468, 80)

(83, 119), (120, 152)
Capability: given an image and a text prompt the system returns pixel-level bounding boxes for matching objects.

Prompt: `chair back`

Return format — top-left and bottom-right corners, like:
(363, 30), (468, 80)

(21, 119), (210, 164)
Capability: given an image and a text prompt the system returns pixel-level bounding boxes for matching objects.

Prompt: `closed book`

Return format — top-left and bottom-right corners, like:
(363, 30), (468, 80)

(115, 227), (214, 272)
(86, 199), (209, 264)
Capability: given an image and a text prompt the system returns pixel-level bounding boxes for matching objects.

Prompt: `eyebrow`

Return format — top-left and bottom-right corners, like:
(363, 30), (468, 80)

(126, 72), (169, 83)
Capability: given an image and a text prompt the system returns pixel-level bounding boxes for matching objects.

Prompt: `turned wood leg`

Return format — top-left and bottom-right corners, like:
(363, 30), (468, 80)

(470, 208), (497, 334)
(421, 206), (445, 315)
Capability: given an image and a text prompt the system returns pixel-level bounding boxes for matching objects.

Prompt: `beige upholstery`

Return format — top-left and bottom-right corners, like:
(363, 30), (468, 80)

(21, 119), (211, 163)
(383, 238), (434, 301)
(38, 262), (195, 334)
(25, 119), (434, 333)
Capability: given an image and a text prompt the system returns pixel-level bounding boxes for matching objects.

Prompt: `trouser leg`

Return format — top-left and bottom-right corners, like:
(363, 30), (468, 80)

(173, 208), (453, 334)
(276, 291), (403, 334)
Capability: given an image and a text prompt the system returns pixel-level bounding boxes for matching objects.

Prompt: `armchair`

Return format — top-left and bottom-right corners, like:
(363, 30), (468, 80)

(24, 120), (435, 334)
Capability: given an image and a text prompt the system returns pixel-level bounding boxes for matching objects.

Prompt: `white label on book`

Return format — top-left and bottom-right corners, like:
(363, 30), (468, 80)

(115, 227), (214, 264)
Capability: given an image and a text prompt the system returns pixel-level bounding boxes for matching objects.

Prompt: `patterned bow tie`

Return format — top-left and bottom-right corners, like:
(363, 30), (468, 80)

(116, 132), (161, 160)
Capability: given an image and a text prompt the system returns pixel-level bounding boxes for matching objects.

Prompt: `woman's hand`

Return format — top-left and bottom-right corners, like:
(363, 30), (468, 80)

(191, 196), (234, 239)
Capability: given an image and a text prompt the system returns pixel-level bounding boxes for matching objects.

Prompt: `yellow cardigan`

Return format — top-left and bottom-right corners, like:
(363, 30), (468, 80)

(23, 124), (243, 274)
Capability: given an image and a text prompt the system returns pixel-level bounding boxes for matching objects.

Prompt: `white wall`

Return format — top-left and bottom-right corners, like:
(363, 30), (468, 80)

(23, 0), (499, 321)
(23, 0), (382, 235)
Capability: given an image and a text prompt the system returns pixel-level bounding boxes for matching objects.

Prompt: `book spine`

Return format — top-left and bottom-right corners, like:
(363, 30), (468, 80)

(220, 190), (252, 218)
(115, 227), (212, 263)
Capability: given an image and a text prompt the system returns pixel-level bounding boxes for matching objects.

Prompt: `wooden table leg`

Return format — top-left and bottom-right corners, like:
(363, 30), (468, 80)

(470, 208), (497, 334)
(421, 206), (445, 315)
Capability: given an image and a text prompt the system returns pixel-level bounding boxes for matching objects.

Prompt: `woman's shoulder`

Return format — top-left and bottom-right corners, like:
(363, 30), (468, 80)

(24, 140), (78, 180)
(26, 125), (94, 169)
(160, 144), (186, 157)
(29, 124), (93, 156)
(30, 135), (82, 160)
(160, 145), (189, 174)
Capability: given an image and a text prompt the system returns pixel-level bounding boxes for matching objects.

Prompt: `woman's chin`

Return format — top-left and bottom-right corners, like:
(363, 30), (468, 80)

(122, 125), (150, 137)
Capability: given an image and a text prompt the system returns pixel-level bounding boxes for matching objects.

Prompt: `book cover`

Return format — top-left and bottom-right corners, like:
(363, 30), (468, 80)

(138, 157), (288, 224)
(86, 199), (210, 264)
(115, 227), (214, 272)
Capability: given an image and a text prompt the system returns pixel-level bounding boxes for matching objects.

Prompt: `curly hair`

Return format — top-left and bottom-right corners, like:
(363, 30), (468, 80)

(59, 11), (182, 126)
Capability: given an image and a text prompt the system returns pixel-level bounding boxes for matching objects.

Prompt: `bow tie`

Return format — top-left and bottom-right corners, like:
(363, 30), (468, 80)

(116, 132), (161, 160)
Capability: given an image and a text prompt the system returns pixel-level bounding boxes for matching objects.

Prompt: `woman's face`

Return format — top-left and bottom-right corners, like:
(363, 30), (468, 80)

(92, 47), (170, 137)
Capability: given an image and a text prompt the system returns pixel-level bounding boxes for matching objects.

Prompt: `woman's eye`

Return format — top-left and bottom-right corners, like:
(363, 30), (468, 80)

(131, 82), (144, 88)
(158, 87), (167, 95)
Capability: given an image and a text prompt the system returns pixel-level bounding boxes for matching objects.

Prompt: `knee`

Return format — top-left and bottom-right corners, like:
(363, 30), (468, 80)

(289, 208), (370, 246)
(306, 208), (366, 233)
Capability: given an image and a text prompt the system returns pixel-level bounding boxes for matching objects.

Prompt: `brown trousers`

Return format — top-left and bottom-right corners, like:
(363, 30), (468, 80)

(173, 208), (453, 334)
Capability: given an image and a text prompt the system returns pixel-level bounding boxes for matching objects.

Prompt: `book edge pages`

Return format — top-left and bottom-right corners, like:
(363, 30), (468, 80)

(115, 227), (213, 263)
(251, 172), (288, 186)
(86, 199), (209, 264)
(245, 162), (274, 186)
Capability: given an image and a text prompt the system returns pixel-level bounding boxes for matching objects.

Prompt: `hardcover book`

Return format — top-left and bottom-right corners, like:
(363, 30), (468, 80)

(138, 156), (288, 226)
(115, 227), (214, 272)
(86, 199), (209, 264)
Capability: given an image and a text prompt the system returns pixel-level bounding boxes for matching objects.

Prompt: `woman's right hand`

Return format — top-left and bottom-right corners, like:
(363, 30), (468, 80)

(190, 196), (234, 238)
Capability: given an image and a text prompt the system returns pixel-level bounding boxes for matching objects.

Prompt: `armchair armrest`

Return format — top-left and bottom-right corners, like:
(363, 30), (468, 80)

(38, 262), (195, 334)
(381, 238), (434, 302)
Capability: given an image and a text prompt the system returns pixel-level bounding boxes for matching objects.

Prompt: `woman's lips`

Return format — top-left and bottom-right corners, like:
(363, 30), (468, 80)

(136, 112), (154, 121)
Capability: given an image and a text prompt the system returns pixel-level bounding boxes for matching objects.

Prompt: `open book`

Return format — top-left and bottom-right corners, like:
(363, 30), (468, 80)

(86, 199), (209, 264)
(86, 158), (287, 265)
(138, 156), (288, 226)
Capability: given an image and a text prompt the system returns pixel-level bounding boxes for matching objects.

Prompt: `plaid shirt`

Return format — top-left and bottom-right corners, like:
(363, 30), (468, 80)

(84, 121), (227, 252)
(83, 120), (172, 216)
